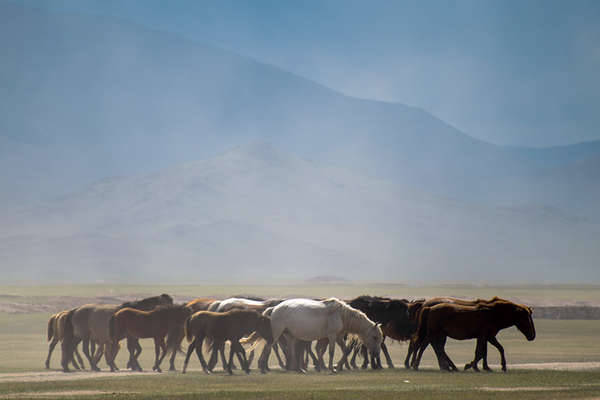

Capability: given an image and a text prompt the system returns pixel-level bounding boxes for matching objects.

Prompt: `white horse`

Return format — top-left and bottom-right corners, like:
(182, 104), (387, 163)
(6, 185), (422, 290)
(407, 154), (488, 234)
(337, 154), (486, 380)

(258, 298), (383, 373)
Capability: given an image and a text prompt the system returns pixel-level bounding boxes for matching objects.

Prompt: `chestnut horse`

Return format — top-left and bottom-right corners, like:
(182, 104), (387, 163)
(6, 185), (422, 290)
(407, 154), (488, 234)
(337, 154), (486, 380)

(182, 309), (273, 374)
(412, 299), (535, 372)
(109, 304), (193, 372)
(407, 296), (505, 370)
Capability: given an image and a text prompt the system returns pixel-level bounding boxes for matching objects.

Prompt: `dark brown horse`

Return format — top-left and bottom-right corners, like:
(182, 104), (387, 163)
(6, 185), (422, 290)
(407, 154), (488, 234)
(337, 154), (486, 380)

(182, 309), (273, 375)
(346, 295), (412, 369)
(412, 299), (535, 372)
(407, 296), (505, 370)
(109, 304), (192, 372)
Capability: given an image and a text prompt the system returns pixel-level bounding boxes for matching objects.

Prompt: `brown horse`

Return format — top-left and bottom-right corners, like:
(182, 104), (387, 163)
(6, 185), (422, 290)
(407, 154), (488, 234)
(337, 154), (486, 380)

(182, 309), (273, 375)
(62, 294), (173, 372)
(407, 296), (505, 370)
(412, 299), (535, 372)
(206, 297), (283, 372)
(45, 310), (85, 370)
(109, 304), (192, 372)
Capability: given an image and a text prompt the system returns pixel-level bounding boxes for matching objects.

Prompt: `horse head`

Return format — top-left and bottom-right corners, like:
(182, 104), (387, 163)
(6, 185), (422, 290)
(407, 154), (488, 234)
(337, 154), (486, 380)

(363, 323), (383, 360)
(514, 304), (536, 341)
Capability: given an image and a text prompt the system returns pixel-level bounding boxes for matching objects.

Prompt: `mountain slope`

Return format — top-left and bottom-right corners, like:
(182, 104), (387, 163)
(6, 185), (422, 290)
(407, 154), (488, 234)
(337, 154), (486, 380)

(2, 143), (598, 283)
(1, 4), (599, 217)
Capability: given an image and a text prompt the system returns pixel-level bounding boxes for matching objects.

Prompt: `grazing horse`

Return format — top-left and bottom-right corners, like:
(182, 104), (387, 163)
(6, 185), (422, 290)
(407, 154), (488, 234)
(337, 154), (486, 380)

(109, 304), (192, 372)
(63, 294), (173, 372)
(346, 295), (412, 369)
(407, 296), (505, 370)
(45, 310), (85, 370)
(258, 298), (383, 373)
(412, 299), (535, 372)
(206, 297), (283, 371)
(181, 309), (273, 375)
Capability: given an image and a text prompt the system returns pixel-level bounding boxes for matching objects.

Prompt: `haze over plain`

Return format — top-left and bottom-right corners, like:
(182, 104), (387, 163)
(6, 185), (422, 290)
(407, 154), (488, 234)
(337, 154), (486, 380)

(1, 2), (599, 283)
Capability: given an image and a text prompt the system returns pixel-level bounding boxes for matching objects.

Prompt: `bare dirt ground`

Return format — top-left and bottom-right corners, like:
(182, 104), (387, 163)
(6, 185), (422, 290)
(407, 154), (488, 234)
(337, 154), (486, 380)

(1, 362), (599, 384)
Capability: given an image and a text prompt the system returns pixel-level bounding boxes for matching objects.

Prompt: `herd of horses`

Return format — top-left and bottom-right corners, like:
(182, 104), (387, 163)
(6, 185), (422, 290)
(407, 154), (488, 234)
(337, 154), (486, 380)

(46, 293), (536, 375)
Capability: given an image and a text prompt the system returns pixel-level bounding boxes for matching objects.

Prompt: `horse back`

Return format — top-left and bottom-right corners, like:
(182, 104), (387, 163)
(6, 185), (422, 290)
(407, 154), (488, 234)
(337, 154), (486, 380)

(426, 303), (498, 340)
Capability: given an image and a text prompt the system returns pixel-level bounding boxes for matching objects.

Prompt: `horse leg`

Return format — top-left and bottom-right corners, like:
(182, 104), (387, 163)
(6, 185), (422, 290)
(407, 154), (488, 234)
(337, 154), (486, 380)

(82, 339), (99, 371)
(360, 345), (369, 369)
(381, 340), (395, 369)
(439, 336), (457, 371)
(169, 329), (185, 372)
(219, 342), (232, 374)
(153, 337), (167, 373)
(306, 343), (320, 371)
(207, 344), (219, 372)
(430, 336), (450, 371)
(152, 338), (160, 372)
(232, 340), (250, 374)
(488, 336), (507, 372)
(335, 337), (350, 372)
(481, 339), (491, 371)
(91, 343), (104, 371)
(349, 343), (359, 369)
(45, 337), (59, 369)
(405, 340), (415, 369)
(326, 336), (336, 373)
(182, 337), (196, 374)
(73, 340), (86, 370)
(313, 339), (326, 372)
(246, 349), (255, 370)
(412, 338), (429, 370)
(107, 342), (120, 372)
(258, 342), (272, 374)
(272, 342), (285, 370)
(465, 338), (485, 371)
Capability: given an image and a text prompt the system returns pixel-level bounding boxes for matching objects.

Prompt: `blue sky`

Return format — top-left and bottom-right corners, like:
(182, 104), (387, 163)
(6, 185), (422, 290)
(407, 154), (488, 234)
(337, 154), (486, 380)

(12, 0), (600, 147)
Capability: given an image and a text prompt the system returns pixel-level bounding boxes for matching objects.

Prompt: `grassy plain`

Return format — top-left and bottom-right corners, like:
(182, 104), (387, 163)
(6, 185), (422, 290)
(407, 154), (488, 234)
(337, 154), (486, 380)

(0, 284), (599, 399)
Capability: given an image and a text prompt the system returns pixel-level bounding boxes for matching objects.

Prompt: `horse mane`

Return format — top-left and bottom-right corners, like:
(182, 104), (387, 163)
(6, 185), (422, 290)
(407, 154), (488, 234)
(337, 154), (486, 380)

(120, 293), (173, 309)
(323, 298), (375, 334)
(232, 294), (265, 301)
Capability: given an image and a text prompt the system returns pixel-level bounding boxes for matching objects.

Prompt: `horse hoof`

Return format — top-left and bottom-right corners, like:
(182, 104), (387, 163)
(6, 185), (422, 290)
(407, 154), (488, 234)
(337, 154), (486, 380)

(464, 364), (471, 370)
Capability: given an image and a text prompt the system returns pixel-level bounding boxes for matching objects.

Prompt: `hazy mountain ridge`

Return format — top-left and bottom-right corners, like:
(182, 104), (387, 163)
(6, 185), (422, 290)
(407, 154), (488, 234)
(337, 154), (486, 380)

(1, 143), (598, 283)
(1, 4), (599, 218)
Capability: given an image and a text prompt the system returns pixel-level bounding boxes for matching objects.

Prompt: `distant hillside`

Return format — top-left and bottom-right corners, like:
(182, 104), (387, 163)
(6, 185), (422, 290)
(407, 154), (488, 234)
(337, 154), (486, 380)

(1, 4), (599, 221)
(1, 143), (598, 283)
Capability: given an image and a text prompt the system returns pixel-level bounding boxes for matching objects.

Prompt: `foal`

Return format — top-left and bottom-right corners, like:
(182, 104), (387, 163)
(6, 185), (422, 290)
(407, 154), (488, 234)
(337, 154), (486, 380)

(182, 309), (273, 374)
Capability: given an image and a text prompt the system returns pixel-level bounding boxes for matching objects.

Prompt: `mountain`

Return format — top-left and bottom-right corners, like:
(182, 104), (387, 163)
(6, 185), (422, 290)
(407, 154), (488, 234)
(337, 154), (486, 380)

(1, 143), (598, 283)
(1, 4), (599, 219)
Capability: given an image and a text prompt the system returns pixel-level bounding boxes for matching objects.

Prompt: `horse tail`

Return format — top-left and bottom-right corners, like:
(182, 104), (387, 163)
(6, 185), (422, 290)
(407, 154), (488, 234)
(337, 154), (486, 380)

(414, 307), (430, 345)
(166, 329), (185, 355)
(239, 331), (263, 351)
(47, 314), (56, 341)
(184, 316), (194, 343)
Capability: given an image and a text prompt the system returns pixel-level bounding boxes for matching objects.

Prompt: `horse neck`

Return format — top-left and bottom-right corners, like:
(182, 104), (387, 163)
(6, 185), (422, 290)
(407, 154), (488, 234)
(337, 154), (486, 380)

(339, 304), (374, 335)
